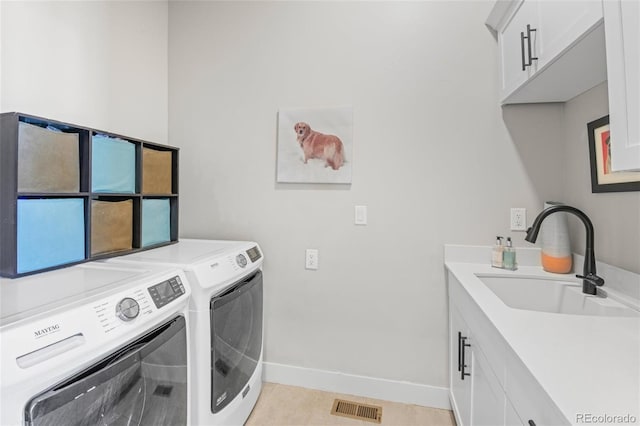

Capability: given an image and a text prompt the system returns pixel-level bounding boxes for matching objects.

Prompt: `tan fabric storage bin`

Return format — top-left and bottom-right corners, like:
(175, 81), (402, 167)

(143, 147), (172, 194)
(18, 122), (80, 192)
(91, 199), (133, 255)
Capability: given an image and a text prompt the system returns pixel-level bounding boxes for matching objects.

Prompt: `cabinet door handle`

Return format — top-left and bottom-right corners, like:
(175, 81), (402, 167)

(528, 421), (536, 426)
(457, 332), (462, 372)
(521, 24), (538, 71)
(460, 336), (471, 380)
(520, 30), (527, 71)
(526, 24), (538, 64)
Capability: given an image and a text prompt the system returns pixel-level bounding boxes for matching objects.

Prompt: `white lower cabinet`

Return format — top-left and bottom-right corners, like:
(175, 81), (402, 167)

(450, 306), (472, 426)
(448, 272), (569, 426)
(450, 303), (505, 426)
(505, 398), (524, 426)
(470, 346), (505, 426)
(505, 350), (568, 426)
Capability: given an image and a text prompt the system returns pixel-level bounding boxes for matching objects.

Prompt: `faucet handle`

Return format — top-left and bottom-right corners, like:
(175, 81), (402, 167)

(576, 273), (605, 287)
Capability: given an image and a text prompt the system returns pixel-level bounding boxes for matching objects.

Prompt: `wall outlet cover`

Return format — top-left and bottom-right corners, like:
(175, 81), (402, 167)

(510, 208), (527, 231)
(305, 249), (319, 270)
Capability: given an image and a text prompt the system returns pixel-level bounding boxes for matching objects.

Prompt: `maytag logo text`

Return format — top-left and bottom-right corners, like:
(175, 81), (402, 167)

(34, 324), (60, 338)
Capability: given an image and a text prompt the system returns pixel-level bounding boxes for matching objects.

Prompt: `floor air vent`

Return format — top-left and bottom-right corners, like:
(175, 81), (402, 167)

(331, 399), (382, 423)
(153, 385), (173, 397)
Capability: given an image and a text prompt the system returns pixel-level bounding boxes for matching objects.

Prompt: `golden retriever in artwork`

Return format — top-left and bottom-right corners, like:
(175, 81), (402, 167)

(294, 122), (345, 170)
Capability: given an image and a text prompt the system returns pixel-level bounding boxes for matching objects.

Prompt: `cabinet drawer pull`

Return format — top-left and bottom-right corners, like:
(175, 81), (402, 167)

(460, 335), (471, 380)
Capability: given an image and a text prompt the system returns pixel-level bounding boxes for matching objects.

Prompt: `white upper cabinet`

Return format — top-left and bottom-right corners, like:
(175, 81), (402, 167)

(488, 0), (639, 172)
(604, 0), (640, 171)
(537, 1), (604, 67)
(488, 0), (606, 104)
(498, 1), (540, 98)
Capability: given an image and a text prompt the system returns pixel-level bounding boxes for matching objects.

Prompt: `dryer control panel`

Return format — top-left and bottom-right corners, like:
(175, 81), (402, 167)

(246, 246), (262, 262)
(147, 276), (186, 309)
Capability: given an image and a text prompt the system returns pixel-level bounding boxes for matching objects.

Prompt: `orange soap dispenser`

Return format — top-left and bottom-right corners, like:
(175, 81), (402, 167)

(540, 201), (573, 273)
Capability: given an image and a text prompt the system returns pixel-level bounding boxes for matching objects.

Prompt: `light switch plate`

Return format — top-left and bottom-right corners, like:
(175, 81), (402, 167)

(355, 205), (367, 225)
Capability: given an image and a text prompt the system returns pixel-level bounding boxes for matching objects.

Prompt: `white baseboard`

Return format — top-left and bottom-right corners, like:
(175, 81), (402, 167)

(262, 361), (451, 410)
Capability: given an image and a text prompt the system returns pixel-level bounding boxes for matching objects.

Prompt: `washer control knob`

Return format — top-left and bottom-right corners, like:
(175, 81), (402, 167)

(116, 297), (140, 322)
(236, 254), (247, 268)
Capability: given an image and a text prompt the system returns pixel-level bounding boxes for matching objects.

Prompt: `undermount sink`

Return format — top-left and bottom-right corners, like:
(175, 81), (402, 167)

(475, 275), (639, 317)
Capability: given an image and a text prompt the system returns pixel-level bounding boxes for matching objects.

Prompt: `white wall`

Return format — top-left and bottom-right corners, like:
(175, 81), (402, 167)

(561, 83), (640, 274)
(169, 1), (553, 390)
(0, 1), (168, 143)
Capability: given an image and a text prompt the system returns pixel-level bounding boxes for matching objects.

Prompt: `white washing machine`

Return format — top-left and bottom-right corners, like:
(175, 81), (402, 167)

(105, 239), (264, 426)
(0, 261), (192, 426)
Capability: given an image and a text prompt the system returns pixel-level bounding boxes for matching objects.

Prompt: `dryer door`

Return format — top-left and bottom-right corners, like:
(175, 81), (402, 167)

(210, 270), (263, 413)
(25, 316), (187, 426)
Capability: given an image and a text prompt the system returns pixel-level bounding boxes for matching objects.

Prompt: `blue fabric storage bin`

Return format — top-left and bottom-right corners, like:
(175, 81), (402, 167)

(142, 199), (171, 247)
(17, 198), (86, 273)
(92, 134), (136, 193)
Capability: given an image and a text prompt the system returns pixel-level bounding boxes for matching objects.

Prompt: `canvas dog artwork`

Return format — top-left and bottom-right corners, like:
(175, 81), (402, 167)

(277, 106), (352, 184)
(294, 122), (345, 170)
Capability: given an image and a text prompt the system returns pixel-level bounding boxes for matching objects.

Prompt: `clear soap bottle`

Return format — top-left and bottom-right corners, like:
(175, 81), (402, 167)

(492, 236), (504, 268)
(503, 237), (517, 270)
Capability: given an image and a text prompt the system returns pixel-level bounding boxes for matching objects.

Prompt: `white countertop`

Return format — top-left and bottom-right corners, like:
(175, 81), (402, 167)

(445, 245), (640, 425)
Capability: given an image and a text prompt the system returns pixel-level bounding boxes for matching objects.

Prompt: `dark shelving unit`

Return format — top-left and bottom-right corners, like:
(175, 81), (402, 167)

(0, 112), (179, 277)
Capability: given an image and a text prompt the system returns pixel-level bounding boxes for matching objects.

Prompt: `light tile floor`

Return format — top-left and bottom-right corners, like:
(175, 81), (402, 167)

(245, 383), (456, 426)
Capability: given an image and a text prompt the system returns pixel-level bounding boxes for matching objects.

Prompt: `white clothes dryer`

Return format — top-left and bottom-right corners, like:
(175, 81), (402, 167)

(0, 261), (192, 426)
(105, 239), (264, 426)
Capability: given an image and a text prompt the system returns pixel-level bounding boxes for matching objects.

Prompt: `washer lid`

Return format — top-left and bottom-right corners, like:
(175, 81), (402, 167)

(0, 262), (171, 326)
(110, 239), (255, 268)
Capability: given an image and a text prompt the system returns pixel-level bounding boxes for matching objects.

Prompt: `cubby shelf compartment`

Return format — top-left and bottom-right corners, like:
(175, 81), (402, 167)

(0, 112), (179, 277)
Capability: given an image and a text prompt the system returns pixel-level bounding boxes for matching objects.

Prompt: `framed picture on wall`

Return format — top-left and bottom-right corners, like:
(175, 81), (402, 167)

(587, 115), (640, 193)
(277, 106), (353, 184)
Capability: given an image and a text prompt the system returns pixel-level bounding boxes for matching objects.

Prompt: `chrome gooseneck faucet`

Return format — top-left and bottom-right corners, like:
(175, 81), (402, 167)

(525, 205), (605, 295)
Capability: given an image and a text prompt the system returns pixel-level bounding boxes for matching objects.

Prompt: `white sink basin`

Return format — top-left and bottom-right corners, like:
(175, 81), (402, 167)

(476, 275), (639, 317)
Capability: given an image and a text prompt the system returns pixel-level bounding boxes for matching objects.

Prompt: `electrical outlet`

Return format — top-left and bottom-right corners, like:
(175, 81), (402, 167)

(305, 249), (318, 270)
(510, 208), (527, 231)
